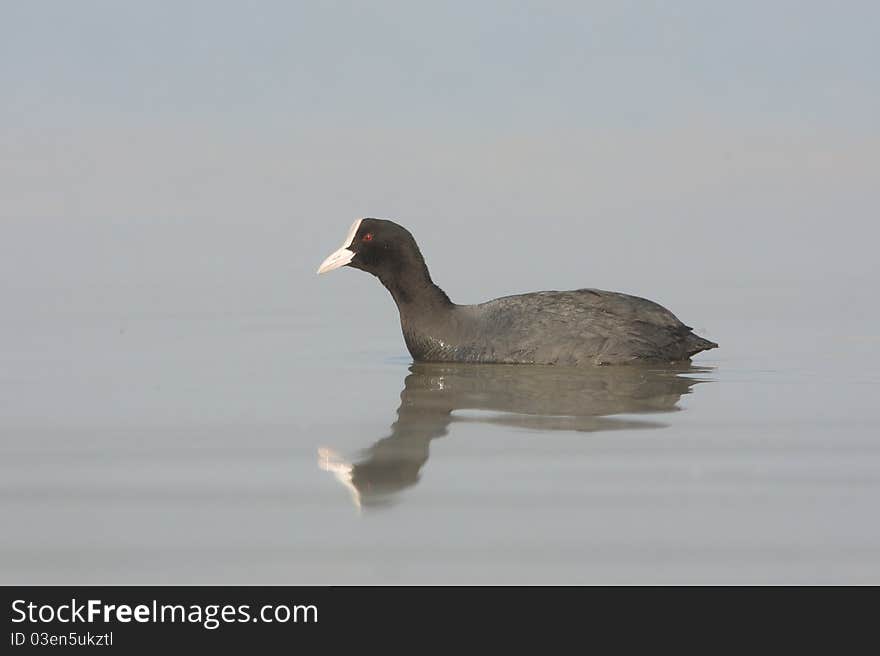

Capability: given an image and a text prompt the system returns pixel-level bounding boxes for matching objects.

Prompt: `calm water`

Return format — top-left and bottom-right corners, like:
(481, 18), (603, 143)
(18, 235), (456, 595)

(2, 277), (879, 584)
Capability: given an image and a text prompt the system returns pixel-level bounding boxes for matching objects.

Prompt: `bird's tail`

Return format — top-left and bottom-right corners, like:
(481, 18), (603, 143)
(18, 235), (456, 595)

(685, 333), (718, 358)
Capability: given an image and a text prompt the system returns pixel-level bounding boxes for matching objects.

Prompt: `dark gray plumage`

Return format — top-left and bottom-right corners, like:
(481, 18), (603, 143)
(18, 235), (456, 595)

(317, 218), (718, 365)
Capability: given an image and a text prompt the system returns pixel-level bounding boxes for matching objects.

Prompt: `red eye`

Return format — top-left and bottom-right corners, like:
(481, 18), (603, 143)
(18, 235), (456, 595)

(362, 233), (374, 242)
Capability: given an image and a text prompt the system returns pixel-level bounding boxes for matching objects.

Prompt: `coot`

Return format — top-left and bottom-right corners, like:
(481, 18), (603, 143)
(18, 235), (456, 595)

(317, 218), (717, 365)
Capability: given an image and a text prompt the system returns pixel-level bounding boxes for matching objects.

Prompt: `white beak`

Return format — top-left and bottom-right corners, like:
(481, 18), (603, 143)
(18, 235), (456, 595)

(316, 219), (362, 274)
(316, 246), (354, 274)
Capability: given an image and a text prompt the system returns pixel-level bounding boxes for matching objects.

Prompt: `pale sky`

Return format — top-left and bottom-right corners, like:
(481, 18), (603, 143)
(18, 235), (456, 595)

(1, 1), (878, 321)
(3, 2), (878, 132)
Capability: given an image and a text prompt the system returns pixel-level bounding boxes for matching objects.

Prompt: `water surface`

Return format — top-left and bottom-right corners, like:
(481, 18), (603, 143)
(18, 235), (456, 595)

(2, 292), (878, 583)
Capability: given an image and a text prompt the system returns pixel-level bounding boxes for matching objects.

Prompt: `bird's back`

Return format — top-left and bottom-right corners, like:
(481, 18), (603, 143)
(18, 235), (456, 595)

(446, 288), (716, 365)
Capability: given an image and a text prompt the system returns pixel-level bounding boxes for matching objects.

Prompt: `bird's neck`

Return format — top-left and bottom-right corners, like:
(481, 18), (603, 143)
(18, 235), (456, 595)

(377, 260), (453, 315)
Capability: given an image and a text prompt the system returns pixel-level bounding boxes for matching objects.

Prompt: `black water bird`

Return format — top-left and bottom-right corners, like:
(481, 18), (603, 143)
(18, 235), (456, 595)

(318, 218), (717, 365)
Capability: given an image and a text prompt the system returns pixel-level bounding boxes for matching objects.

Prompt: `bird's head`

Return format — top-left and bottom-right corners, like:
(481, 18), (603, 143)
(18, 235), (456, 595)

(317, 218), (423, 279)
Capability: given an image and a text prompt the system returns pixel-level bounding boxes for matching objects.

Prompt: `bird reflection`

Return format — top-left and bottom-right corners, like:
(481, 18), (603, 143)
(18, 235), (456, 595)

(319, 362), (711, 509)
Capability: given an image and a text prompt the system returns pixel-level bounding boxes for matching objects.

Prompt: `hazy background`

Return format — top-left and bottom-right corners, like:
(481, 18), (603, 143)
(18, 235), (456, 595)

(1, 1), (879, 583)
(3, 1), (878, 310)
